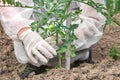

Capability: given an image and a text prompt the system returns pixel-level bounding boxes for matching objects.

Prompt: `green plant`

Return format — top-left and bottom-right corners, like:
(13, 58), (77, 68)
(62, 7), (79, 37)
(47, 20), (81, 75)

(1, 0), (120, 69)
(109, 44), (120, 59)
(105, 0), (120, 27)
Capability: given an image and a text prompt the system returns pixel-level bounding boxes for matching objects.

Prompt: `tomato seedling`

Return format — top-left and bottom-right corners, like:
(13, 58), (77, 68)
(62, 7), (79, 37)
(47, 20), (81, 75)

(2, 0), (120, 69)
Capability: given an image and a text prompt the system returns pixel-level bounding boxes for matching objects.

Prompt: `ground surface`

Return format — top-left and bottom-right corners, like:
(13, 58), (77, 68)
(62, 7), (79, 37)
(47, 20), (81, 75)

(0, 16), (120, 80)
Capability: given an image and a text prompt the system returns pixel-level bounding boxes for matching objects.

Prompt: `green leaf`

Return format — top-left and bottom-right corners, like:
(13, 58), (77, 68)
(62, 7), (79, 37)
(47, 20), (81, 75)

(44, 0), (53, 3)
(61, 25), (69, 29)
(70, 45), (76, 57)
(57, 44), (67, 54)
(5, 0), (15, 5)
(15, 2), (22, 7)
(45, 3), (51, 9)
(74, 10), (82, 15)
(112, 18), (120, 26)
(70, 52), (76, 57)
(58, 0), (71, 3)
(33, 11), (42, 17)
(2, 0), (14, 5)
(69, 24), (78, 30)
(58, 30), (65, 38)
(33, 0), (44, 7)
(109, 46), (120, 58)
(30, 21), (38, 31)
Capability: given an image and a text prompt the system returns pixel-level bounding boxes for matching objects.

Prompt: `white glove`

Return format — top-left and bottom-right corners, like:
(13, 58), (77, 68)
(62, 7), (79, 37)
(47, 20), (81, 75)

(19, 29), (57, 65)
(14, 40), (42, 67)
(45, 35), (63, 50)
(13, 41), (29, 64)
(45, 36), (58, 50)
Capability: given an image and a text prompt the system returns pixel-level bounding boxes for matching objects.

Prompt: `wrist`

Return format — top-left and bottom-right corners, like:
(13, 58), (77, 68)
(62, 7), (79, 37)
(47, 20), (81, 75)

(17, 27), (30, 37)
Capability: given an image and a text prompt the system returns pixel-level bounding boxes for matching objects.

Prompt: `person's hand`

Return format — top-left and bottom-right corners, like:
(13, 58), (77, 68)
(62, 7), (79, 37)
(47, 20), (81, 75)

(18, 29), (57, 65)
(45, 35), (63, 50)
(14, 40), (42, 67)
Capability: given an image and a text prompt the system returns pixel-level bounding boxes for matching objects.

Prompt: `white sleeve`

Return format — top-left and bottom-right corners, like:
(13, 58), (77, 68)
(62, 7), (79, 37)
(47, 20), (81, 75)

(0, 0), (34, 40)
(73, 0), (106, 51)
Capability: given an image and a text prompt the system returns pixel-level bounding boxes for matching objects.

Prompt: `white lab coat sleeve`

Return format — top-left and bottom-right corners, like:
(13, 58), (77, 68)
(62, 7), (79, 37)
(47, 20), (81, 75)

(0, 0), (34, 41)
(73, 0), (106, 51)
(0, 0), (36, 65)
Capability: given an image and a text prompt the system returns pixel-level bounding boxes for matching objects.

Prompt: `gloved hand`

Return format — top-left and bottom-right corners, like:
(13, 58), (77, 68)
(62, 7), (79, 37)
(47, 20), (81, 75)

(18, 29), (57, 65)
(14, 40), (42, 67)
(0, 4), (37, 66)
(45, 35), (63, 50)
(0, 0), (45, 67)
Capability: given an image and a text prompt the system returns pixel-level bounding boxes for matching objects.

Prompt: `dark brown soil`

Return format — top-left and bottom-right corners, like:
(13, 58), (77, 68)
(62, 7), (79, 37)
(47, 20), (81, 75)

(0, 16), (120, 80)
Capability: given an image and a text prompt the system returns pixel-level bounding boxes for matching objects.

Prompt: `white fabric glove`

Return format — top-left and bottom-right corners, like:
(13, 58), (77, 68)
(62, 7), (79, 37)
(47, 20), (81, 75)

(18, 29), (57, 65)
(45, 35), (63, 50)
(13, 41), (29, 64)
(14, 41), (42, 67)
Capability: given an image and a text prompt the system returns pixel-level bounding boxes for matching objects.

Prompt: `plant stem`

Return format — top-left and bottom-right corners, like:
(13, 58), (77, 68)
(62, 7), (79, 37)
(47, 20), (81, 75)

(58, 53), (62, 68)
(65, 0), (72, 70)
(65, 43), (71, 70)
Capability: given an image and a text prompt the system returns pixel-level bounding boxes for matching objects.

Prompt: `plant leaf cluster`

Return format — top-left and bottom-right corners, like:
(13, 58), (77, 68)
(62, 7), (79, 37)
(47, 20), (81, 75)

(110, 46), (120, 59)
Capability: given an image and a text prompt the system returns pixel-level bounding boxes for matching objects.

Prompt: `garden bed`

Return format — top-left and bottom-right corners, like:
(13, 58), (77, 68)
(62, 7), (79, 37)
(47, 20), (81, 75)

(0, 20), (120, 80)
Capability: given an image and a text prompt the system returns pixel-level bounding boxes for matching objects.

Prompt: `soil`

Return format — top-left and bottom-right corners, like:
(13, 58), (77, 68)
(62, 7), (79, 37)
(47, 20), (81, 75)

(0, 16), (120, 80)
